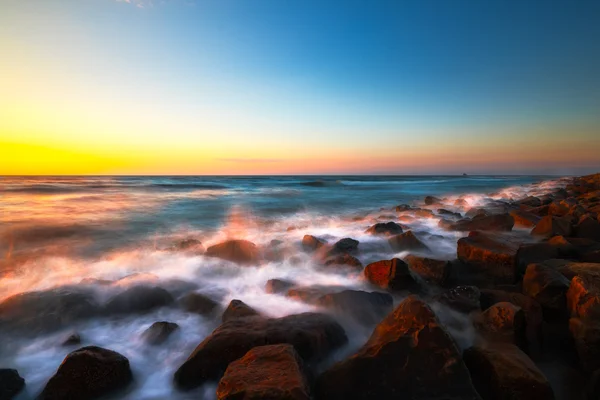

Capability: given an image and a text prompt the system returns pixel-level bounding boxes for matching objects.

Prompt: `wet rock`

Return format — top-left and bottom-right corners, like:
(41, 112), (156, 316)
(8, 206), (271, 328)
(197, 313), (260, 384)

(415, 208), (435, 218)
(529, 204), (551, 217)
(510, 209), (541, 228)
(222, 299), (261, 323)
(447, 213), (515, 232)
(565, 262), (600, 319)
(531, 216), (573, 238)
(205, 239), (260, 265)
(301, 235), (325, 252)
(395, 204), (414, 212)
(0, 289), (99, 334)
(62, 333), (81, 346)
(436, 285), (481, 313)
(179, 292), (220, 315)
(515, 242), (561, 276)
(364, 258), (419, 291)
(332, 238), (359, 254)
(174, 312), (347, 390)
(388, 231), (429, 252)
(519, 196), (543, 208)
(569, 318), (600, 373)
(286, 285), (342, 304)
(322, 253), (363, 271)
(437, 208), (462, 218)
(424, 195), (442, 205)
(265, 279), (295, 294)
(0, 369), (25, 400)
(39, 346), (133, 400)
(104, 286), (174, 315)
(575, 216), (600, 241)
(170, 238), (204, 253)
(475, 302), (527, 348)
(365, 221), (403, 236)
(142, 321), (179, 345)
(404, 255), (451, 285)
(455, 198), (469, 207)
(216, 344), (310, 400)
(457, 231), (519, 283)
(463, 343), (555, 400)
(314, 296), (480, 400)
(466, 207), (488, 218)
(316, 290), (393, 325)
(522, 263), (570, 321)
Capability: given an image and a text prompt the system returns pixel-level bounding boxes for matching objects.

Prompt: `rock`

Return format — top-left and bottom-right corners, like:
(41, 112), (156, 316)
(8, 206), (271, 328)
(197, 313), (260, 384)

(510, 209), (541, 228)
(364, 258), (419, 291)
(323, 253), (363, 271)
(104, 286), (174, 315)
(174, 312), (347, 390)
(515, 242), (560, 276)
(142, 321), (179, 345)
(463, 344), (555, 400)
(565, 263), (600, 319)
(265, 279), (295, 294)
(529, 204), (551, 216)
(466, 207), (488, 218)
(0, 369), (25, 400)
(475, 302), (527, 348)
(415, 209), (435, 218)
(39, 346), (133, 400)
(388, 231), (429, 252)
(395, 204), (414, 212)
(438, 208), (462, 218)
(179, 292), (220, 315)
(286, 285), (342, 304)
(0, 289), (99, 334)
(170, 238), (203, 253)
(332, 238), (359, 254)
(520, 196), (543, 207)
(302, 235), (325, 252)
(216, 344), (310, 400)
(570, 318), (600, 374)
(531, 216), (573, 238)
(436, 285), (481, 313)
(314, 296), (480, 400)
(455, 198), (469, 207)
(62, 333), (81, 346)
(457, 231), (519, 283)
(404, 255), (451, 285)
(205, 239), (260, 265)
(575, 216), (600, 241)
(424, 195), (442, 205)
(365, 221), (403, 236)
(222, 299), (261, 323)
(316, 290), (393, 325)
(523, 263), (570, 321)
(447, 213), (515, 232)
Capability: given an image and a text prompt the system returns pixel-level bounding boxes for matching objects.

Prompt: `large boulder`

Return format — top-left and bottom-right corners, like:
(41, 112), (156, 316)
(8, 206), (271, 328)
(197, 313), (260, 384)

(404, 255), (451, 286)
(388, 231), (429, 252)
(364, 258), (419, 291)
(515, 242), (560, 277)
(322, 253), (363, 271)
(331, 238), (359, 254)
(565, 262), (600, 319)
(424, 195), (442, 205)
(531, 216), (573, 238)
(569, 318), (600, 373)
(447, 213), (515, 232)
(365, 221), (403, 236)
(510, 209), (541, 228)
(205, 239), (260, 265)
(142, 321), (179, 345)
(286, 286), (343, 304)
(0, 289), (99, 334)
(435, 285), (481, 313)
(316, 290), (393, 325)
(174, 313), (347, 390)
(179, 292), (220, 315)
(575, 216), (600, 241)
(474, 302), (527, 349)
(463, 344), (555, 400)
(519, 196), (543, 208)
(0, 369), (25, 400)
(457, 231), (519, 283)
(522, 263), (570, 320)
(314, 296), (480, 399)
(222, 299), (261, 323)
(104, 286), (174, 315)
(39, 346), (133, 400)
(216, 344), (310, 400)
(301, 235), (325, 252)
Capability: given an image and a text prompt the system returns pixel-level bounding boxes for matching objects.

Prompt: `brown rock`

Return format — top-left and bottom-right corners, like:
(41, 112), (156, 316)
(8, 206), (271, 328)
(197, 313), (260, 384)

(314, 296), (480, 400)
(322, 253), (363, 271)
(457, 231), (519, 283)
(515, 242), (560, 276)
(436, 285), (481, 313)
(265, 279), (295, 294)
(404, 255), (451, 285)
(388, 231), (429, 252)
(447, 213), (515, 232)
(575, 216), (600, 241)
(531, 216), (573, 238)
(222, 299), (261, 323)
(529, 204), (551, 216)
(519, 196), (543, 207)
(332, 238), (359, 253)
(142, 321), (179, 345)
(475, 302), (527, 349)
(179, 292), (220, 315)
(510, 209), (541, 228)
(565, 263), (600, 319)
(364, 258), (419, 291)
(174, 312), (347, 390)
(424, 195), (442, 205)
(205, 239), (260, 265)
(285, 286), (342, 304)
(316, 290), (393, 325)
(216, 344), (310, 400)
(569, 318), (600, 374)
(522, 263), (570, 320)
(463, 343), (555, 400)
(365, 221), (403, 236)
(301, 235), (325, 252)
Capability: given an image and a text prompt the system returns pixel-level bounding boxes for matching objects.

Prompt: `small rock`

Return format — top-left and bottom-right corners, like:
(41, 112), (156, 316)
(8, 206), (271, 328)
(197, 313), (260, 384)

(179, 292), (220, 315)
(62, 333), (81, 346)
(388, 231), (429, 252)
(301, 235), (325, 252)
(365, 221), (403, 236)
(142, 321), (179, 345)
(332, 238), (359, 253)
(322, 253), (363, 271)
(222, 299), (261, 322)
(205, 239), (260, 265)
(424, 195), (442, 205)
(531, 216), (573, 238)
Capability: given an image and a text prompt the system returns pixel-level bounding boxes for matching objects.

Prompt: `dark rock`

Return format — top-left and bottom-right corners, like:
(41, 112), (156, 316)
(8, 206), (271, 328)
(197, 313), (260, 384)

(286, 285), (342, 304)
(316, 290), (393, 325)
(0, 289), (99, 334)
(404, 255), (451, 285)
(466, 207), (488, 218)
(510, 209), (541, 228)
(364, 258), (419, 291)
(437, 208), (462, 218)
(179, 292), (220, 315)
(475, 302), (527, 348)
(332, 238), (359, 253)
(170, 238), (203, 253)
(522, 263), (570, 321)
(62, 333), (81, 346)
(265, 279), (295, 294)
(205, 239), (260, 265)
(104, 286), (174, 315)
(314, 296), (480, 400)
(174, 312), (347, 390)
(575, 216), (600, 241)
(424, 195), (442, 205)
(447, 213), (515, 232)
(388, 231), (429, 252)
(415, 209), (435, 218)
(301, 235), (325, 252)
(529, 204), (551, 217)
(515, 242), (560, 276)
(365, 221), (403, 236)
(519, 196), (543, 208)
(531, 216), (573, 238)
(222, 299), (261, 323)
(142, 321), (179, 345)
(436, 285), (481, 313)
(457, 231), (519, 283)
(395, 204), (414, 212)
(322, 253), (363, 271)
(565, 262), (600, 319)
(216, 344), (310, 400)
(463, 344), (555, 400)
(0, 369), (25, 400)
(569, 318), (600, 373)
(39, 346), (133, 400)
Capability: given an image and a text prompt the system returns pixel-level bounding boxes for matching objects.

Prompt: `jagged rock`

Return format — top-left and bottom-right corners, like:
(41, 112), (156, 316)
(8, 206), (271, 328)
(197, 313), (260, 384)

(364, 258), (419, 291)
(474, 302), (527, 348)
(323, 253), (363, 271)
(365, 221), (403, 236)
(0, 369), (25, 400)
(104, 286), (174, 315)
(205, 239), (260, 265)
(174, 313), (347, 390)
(523, 263), (570, 320)
(457, 231), (519, 283)
(436, 285), (481, 313)
(388, 231), (429, 252)
(447, 213), (515, 232)
(142, 321), (179, 345)
(179, 292), (220, 315)
(265, 279), (295, 294)
(316, 290), (393, 325)
(62, 333), (81, 346)
(519, 196), (543, 208)
(575, 216), (600, 241)
(314, 296), (480, 399)
(463, 344), (555, 400)
(515, 242), (560, 276)
(222, 299), (261, 322)
(216, 344), (311, 400)
(39, 346), (133, 400)
(531, 216), (573, 238)
(565, 263), (600, 319)
(404, 255), (451, 285)
(302, 235), (326, 252)
(570, 318), (600, 373)
(510, 209), (541, 228)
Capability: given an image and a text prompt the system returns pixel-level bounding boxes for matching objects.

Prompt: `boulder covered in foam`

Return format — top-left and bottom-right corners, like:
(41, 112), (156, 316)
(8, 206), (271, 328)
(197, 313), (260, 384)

(365, 221), (403, 236)
(142, 321), (179, 345)
(222, 299), (261, 322)
(104, 285), (174, 315)
(387, 231), (429, 252)
(205, 239), (260, 265)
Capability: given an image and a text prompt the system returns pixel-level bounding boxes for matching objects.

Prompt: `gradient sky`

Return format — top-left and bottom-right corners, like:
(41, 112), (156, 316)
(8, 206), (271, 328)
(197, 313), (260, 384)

(1, 0), (599, 175)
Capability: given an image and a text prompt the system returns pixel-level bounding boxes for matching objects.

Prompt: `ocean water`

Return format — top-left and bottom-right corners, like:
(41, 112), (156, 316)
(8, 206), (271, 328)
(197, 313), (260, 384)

(0, 175), (567, 399)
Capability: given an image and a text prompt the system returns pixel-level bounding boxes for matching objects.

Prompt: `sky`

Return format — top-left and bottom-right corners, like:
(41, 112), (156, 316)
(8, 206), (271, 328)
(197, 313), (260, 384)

(1, 0), (599, 175)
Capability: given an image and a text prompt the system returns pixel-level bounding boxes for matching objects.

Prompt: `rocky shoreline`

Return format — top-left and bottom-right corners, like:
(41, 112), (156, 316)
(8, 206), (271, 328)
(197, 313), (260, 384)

(2, 173), (600, 399)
